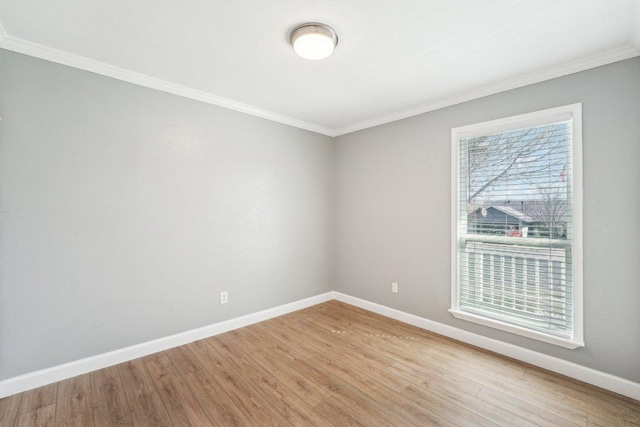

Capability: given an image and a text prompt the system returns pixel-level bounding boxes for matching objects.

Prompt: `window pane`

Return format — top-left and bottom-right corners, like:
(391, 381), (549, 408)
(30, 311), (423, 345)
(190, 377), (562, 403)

(453, 106), (580, 344)
(461, 122), (570, 240)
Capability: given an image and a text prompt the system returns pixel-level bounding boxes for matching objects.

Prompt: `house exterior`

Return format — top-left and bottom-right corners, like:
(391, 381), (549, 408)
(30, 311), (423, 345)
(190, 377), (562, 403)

(468, 202), (567, 239)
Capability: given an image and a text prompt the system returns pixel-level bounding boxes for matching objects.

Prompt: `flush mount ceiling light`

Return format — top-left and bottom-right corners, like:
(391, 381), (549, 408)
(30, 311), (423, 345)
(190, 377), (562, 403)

(289, 23), (338, 60)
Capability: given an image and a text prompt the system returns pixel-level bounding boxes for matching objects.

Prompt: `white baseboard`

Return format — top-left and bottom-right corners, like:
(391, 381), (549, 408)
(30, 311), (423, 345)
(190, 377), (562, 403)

(333, 292), (640, 401)
(0, 292), (334, 398)
(3, 291), (638, 402)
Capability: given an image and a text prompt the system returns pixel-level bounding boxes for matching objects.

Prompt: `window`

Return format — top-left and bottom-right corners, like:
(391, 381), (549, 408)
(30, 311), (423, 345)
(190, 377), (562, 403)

(450, 104), (583, 349)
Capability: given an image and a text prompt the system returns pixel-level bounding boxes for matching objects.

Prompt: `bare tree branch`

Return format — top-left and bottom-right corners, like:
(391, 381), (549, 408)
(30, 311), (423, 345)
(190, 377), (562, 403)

(466, 124), (568, 206)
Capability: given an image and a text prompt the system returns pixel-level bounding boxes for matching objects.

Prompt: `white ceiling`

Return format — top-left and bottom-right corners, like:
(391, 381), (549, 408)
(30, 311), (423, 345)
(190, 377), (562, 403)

(0, 0), (639, 136)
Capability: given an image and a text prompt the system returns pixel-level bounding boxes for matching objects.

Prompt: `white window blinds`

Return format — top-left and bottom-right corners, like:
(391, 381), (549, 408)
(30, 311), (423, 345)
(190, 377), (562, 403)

(450, 104), (583, 349)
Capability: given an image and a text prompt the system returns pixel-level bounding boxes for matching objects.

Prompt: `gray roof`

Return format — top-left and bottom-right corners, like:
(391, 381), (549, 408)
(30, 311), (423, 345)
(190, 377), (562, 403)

(490, 205), (534, 223)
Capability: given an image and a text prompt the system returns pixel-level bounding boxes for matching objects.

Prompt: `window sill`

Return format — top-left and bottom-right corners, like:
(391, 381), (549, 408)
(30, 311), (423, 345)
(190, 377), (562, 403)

(448, 309), (584, 349)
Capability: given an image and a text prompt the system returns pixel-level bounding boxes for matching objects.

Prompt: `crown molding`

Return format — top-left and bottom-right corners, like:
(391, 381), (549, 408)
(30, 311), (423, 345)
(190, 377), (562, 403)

(0, 22), (638, 139)
(333, 45), (640, 136)
(0, 30), (335, 137)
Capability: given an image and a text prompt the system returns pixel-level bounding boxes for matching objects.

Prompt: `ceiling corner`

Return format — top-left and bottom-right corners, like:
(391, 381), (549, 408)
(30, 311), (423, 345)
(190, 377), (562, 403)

(333, 45), (640, 137)
(0, 22), (335, 137)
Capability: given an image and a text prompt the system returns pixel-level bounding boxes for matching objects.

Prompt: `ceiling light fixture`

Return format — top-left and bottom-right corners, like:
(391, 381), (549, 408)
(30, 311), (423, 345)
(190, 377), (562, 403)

(289, 23), (338, 60)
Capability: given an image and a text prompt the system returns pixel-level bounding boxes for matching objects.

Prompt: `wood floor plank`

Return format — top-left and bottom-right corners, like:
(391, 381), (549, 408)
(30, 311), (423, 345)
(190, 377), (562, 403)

(118, 359), (156, 401)
(275, 393), (336, 427)
(308, 302), (584, 425)
(55, 374), (93, 427)
(90, 365), (132, 426)
(402, 384), (500, 427)
(477, 386), (582, 427)
(314, 396), (370, 427)
(519, 367), (640, 424)
(165, 345), (205, 377)
(412, 382), (539, 427)
(230, 327), (331, 407)
(206, 333), (291, 402)
(313, 302), (525, 384)
(184, 339), (226, 376)
(187, 337), (284, 427)
(182, 371), (252, 426)
(314, 383), (414, 427)
(322, 300), (638, 422)
(209, 370), (294, 426)
(309, 303), (425, 350)
(308, 351), (456, 426)
(244, 331), (408, 427)
(189, 336), (295, 425)
(405, 343), (590, 425)
(299, 311), (516, 427)
(587, 413), (625, 427)
(18, 383), (57, 415)
(280, 305), (485, 397)
(0, 393), (23, 426)
(128, 391), (173, 427)
(145, 354), (214, 426)
(252, 322), (359, 398)
(189, 338), (298, 426)
(4, 300), (639, 427)
(311, 301), (436, 344)
(426, 343), (527, 380)
(241, 324), (304, 362)
(14, 403), (56, 427)
(318, 300), (530, 373)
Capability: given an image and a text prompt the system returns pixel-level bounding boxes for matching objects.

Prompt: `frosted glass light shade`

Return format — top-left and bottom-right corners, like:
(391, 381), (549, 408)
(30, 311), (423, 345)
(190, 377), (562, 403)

(290, 23), (338, 60)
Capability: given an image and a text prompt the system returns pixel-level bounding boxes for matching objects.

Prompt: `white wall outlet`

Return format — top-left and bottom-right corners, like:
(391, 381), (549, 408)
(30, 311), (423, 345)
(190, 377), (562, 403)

(220, 291), (228, 304)
(392, 282), (398, 293)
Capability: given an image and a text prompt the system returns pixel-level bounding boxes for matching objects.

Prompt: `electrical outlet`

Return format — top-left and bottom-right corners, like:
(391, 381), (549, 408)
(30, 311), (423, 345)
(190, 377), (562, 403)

(392, 282), (398, 293)
(220, 291), (228, 304)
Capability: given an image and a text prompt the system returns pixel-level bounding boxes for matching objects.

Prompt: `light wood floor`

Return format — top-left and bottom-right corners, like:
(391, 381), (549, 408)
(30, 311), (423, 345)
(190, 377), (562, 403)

(2, 300), (639, 426)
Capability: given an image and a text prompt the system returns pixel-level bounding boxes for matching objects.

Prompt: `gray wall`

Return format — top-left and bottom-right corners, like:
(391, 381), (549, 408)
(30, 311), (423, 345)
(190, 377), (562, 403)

(0, 49), (334, 379)
(2, 46), (638, 385)
(335, 58), (640, 383)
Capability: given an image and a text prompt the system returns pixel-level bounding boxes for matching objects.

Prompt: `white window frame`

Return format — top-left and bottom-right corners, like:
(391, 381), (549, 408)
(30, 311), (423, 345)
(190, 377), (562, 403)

(450, 104), (584, 349)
